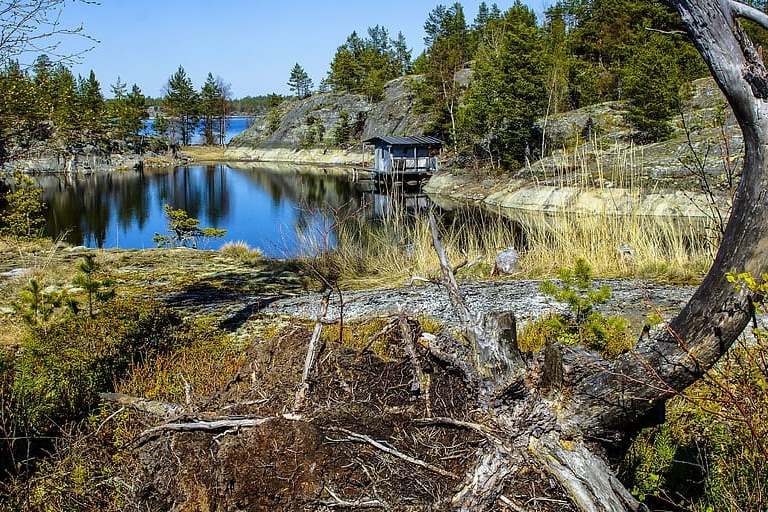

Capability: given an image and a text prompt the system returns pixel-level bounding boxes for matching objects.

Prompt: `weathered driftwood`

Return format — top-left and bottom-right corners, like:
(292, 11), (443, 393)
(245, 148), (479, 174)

(428, 212), (523, 390)
(425, 2), (768, 510)
(294, 290), (331, 411)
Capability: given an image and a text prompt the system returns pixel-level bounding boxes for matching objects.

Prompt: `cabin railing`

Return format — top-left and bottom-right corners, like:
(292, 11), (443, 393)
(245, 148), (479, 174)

(385, 157), (438, 173)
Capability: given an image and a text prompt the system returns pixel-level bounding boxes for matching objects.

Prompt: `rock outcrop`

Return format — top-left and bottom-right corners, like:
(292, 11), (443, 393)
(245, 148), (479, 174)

(529, 77), (740, 187)
(227, 75), (432, 164)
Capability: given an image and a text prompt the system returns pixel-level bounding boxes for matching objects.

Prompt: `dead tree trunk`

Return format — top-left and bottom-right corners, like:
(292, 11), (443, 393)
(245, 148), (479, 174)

(428, 3), (768, 509)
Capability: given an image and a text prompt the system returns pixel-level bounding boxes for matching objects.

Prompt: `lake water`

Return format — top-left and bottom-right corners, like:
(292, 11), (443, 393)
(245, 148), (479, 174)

(141, 116), (253, 145)
(34, 164), (417, 257)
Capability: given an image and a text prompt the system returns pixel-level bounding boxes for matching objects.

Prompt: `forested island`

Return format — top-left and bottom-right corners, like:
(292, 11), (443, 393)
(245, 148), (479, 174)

(1, 1), (768, 511)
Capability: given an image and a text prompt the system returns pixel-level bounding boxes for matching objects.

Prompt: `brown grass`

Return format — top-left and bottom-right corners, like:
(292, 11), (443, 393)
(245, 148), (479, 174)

(181, 145), (228, 162)
(308, 206), (713, 290)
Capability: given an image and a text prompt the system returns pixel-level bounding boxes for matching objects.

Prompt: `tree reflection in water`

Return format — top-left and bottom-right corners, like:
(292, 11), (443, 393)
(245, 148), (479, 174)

(32, 164), (376, 256)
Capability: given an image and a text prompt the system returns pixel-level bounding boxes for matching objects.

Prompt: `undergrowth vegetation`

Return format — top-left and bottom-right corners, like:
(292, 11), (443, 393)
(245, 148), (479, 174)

(622, 272), (768, 511)
(1, 299), (183, 461)
(518, 258), (634, 358)
(308, 200), (713, 289)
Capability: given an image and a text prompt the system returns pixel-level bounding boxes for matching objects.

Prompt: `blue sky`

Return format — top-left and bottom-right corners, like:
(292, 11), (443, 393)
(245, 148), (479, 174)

(58, 0), (550, 98)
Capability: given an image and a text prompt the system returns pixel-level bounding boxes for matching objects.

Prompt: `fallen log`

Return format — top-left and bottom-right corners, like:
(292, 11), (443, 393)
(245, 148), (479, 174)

(99, 392), (184, 418)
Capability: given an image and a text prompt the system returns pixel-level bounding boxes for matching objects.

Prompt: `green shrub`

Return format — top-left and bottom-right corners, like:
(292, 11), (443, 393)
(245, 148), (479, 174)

(333, 111), (352, 146)
(266, 107), (282, 134)
(0, 171), (46, 240)
(9, 298), (183, 435)
(153, 204), (226, 248)
(0, 301), (234, 509)
(518, 258), (633, 357)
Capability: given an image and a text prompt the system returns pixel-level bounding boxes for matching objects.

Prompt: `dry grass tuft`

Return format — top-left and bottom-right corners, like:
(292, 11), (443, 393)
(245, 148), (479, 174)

(220, 240), (263, 265)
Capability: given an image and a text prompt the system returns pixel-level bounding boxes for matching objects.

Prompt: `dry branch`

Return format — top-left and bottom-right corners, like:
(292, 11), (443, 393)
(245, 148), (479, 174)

(137, 413), (304, 439)
(294, 290), (331, 411)
(98, 392), (184, 418)
(325, 426), (460, 479)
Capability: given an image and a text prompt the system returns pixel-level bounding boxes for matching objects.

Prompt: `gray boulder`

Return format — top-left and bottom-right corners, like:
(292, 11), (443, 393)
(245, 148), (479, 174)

(495, 247), (520, 275)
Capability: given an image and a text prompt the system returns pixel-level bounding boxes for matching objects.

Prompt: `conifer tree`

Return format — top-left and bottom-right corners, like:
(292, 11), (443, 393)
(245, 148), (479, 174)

(111, 76), (127, 99)
(72, 254), (115, 318)
(200, 72), (223, 145)
(460, 1), (549, 168)
(392, 31), (412, 75)
(163, 66), (199, 145)
(108, 78), (146, 141)
(287, 63), (313, 98)
(415, 3), (471, 144)
(78, 70), (105, 137)
(326, 27), (406, 99)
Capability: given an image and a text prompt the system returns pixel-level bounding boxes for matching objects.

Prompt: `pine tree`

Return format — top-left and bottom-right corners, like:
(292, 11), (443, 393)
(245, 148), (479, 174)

(459, 1), (549, 168)
(71, 254), (115, 318)
(0, 62), (41, 163)
(78, 70), (105, 137)
(328, 46), (363, 92)
(415, 3), (471, 144)
(623, 33), (689, 142)
(474, 2), (491, 31)
(32, 54), (54, 113)
(200, 72), (223, 145)
(326, 27), (406, 98)
(287, 63), (313, 98)
(392, 31), (412, 75)
(163, 66), (200, 145)
(50, 65), (79, 143)
(108, 79), (146, 141)
(111, 76), (127, 99)
(333, 111), (352, 146)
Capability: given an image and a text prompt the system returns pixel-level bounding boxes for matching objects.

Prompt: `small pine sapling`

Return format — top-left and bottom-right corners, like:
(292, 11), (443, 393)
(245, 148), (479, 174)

(71, 254), (115, 318)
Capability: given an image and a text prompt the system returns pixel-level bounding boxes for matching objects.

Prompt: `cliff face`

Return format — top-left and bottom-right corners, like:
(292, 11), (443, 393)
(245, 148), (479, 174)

(229, 76), (431, 151)
(529, 77), (739, 186)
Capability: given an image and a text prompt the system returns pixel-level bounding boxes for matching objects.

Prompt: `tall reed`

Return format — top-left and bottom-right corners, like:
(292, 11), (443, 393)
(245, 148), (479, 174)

(306, 142), (717, 288)
(304, 202), (712, 289)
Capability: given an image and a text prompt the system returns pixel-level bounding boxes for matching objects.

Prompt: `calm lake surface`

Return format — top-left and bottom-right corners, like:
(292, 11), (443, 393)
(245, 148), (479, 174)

(34, 164), (413, 257)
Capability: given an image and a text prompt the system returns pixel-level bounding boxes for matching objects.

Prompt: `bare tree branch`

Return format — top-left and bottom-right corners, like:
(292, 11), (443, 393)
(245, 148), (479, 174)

(730, 0), (768, 30)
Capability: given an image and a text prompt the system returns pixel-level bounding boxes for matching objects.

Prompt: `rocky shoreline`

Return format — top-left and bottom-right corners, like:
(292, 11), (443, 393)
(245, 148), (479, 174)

(6, 150), (185, 175)
(425, 172), (725, 219)
(223, 146), (366, 166)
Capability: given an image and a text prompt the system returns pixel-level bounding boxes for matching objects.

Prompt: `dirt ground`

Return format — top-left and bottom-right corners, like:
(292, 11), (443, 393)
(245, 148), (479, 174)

(124, 319), (576, 511)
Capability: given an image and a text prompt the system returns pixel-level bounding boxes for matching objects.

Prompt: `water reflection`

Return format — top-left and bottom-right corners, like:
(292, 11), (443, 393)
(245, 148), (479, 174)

(32, 164), (376, 257)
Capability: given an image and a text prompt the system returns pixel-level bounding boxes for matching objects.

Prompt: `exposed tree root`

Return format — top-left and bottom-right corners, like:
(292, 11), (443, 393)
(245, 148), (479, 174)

(325, 426), (460, 479)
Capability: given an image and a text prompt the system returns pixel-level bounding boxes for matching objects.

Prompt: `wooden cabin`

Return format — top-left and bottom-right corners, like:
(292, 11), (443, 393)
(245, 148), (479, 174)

(363, 136), (443, 177)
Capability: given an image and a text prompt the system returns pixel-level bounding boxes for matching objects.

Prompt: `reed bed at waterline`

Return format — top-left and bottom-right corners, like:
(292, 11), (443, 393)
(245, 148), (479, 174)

(302, 204), (714, 289)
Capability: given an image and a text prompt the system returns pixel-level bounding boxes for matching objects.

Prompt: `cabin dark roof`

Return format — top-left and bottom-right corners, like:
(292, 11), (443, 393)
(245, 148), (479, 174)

(363, 135), (443, 146)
